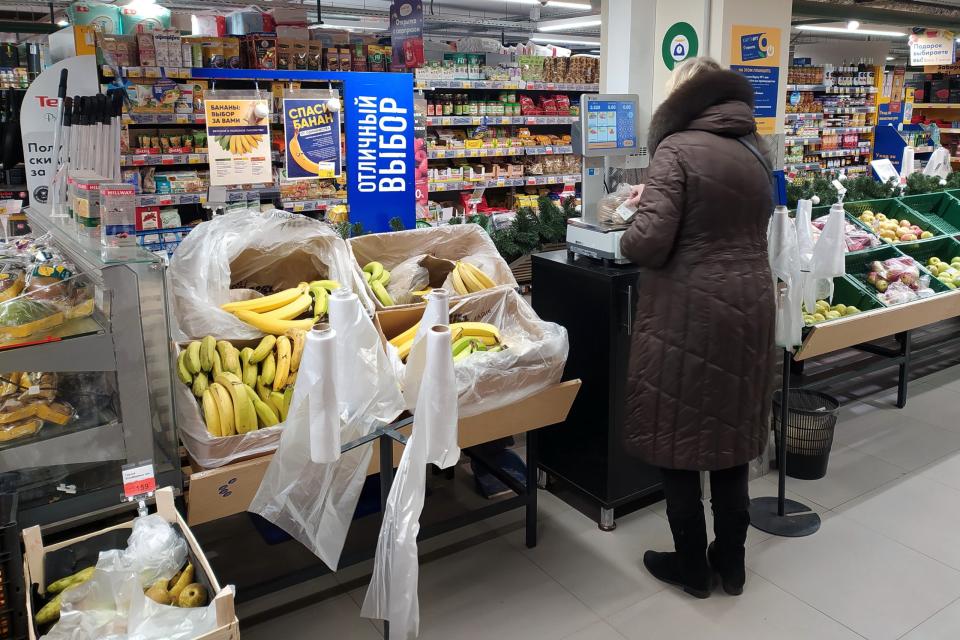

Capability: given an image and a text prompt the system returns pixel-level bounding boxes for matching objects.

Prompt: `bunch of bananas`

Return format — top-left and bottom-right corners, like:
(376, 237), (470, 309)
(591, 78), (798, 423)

(215, 134), (263, 155)
(450, 261), (496, 295)
(362, 261), (394, 306)
(388, 321), (503, 362)
(220, 280), (340, 335)
(176, 331), (307, 437)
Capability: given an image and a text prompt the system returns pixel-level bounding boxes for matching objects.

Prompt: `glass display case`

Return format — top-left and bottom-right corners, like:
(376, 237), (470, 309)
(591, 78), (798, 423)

(0, 209), (181, 528)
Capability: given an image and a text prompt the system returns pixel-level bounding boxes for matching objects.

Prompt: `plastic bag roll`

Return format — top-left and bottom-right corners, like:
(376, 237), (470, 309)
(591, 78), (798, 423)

(795, 198), (815, 268)
(803, 202), (846, 313)
(401, 288), (449, 412)
(362, 325), (459, 639)
(249, 289), (404, 570)
(285, 326), (339, 464)
(768, 206), (804, 349)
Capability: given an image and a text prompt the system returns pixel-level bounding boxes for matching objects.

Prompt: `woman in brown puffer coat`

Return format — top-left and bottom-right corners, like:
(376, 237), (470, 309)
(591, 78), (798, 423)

(619, 57), (775, 599)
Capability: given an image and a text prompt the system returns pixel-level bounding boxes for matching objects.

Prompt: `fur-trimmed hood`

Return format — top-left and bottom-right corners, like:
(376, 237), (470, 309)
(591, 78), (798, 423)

(648, 69), (757, 155)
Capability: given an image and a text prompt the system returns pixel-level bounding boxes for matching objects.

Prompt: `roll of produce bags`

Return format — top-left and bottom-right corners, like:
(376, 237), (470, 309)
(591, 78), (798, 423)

(169, 210), (370, 341)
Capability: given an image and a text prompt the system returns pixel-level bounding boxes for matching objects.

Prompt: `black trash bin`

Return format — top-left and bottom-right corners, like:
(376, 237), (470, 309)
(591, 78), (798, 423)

(773, 389), (840, 480)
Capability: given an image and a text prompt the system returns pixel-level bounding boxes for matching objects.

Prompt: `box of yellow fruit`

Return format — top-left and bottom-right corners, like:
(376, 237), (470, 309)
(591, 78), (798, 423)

(801, 276), (881, 326)
(845, 199), (945, 244)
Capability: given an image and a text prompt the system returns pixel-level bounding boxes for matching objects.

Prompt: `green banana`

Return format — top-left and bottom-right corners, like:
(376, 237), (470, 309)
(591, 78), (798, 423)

(243, 385), (279, 427)
(250, 335), (276, 364)
(47, 566), (95, 595)
(310, 279), (341, 292)
(212, 350), (223, 378)
(256, 376), (272, 403)
(199, 336), (217, 372)
(192, 371), (209, 397)
(240, 347), (258, 387)
(451, 336), (474, 358)
(376, 270), (391, 286)
(371, 280), (394, 306)
(268, 391), (285, 420)
(176, 351), (193, 385)
(185, 341), (202, 374)
(363, 261), (384, 281)
(282, 386), (293, 421)
(260, 352), (276, 386)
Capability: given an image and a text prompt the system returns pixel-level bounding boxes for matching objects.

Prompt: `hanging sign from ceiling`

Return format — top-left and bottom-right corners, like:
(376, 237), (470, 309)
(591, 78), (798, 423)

(909, 29), (955, 67)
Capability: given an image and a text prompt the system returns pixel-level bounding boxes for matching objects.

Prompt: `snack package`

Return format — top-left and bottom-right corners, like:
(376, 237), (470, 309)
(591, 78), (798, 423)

(596, 184), (637, 225)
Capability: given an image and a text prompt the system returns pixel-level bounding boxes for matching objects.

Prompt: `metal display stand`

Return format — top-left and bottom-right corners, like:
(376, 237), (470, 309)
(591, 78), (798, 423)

(0, 210), (181, 528)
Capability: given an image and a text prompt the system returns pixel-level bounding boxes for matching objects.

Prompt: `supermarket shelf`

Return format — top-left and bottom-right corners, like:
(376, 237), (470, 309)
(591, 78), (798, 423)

(425, 115), (577, 126)
(281, 198), (346, 212)
(0, 316), (114, 372)
(134, 188), (281, 206)
(912, 103), (960, 109)
(0, 419), (125, 473)
(787, 84), (827, 91)
(415, 79), (599, 91)
(122, 152), (282, 166)
(102, 65), (193, 78)
(823, 106), (876, 114)
(913, 145), (935, 153)
(785, 112), (824, 120)
(822, 126), (874, 134)
(785, 136), (821, 145)
(124, 113), (282, 125)
(786, 84), (877, 93)
(429, 173), (580, 192)
(784, 162), (822, 172)
(817, 148), (871, 158)
(427, 145), (573, 159)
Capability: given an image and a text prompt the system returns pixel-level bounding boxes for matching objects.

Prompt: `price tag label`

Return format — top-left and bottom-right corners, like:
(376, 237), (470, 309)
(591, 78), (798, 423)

(132, 157), (146, 166)
(294, 203), (305, 212)
(122, 462), (156, 500)
(188, 154), (203, 164)
(144, 67), (160, 78)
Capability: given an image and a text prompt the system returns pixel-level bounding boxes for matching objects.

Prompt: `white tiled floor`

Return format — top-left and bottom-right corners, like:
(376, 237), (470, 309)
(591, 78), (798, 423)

(243, 368), (960, 640)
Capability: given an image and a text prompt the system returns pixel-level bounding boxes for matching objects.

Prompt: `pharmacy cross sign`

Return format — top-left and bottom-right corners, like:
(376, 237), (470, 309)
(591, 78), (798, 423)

(662, 22), (700, 70)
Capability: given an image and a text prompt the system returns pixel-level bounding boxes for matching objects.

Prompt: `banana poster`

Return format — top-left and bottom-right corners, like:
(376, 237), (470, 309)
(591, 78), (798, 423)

(204, 93), (273, 186)
(283, 95), (342, 180)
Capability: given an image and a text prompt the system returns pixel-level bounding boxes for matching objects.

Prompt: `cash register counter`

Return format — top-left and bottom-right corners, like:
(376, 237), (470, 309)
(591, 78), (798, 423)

(531, 249), (662, 530)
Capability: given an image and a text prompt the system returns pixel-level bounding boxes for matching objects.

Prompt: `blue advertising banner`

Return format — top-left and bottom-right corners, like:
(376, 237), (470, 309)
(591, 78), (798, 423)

(282, 95), (342, 180)
(343, 72), (415, 232)
(731, 65), (780, 118)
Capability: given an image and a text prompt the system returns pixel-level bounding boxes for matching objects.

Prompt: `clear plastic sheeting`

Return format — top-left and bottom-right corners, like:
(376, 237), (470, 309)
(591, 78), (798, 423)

(803, 202), (846, 313)
(248, 289), (404, 570)
(285, 327), (339, 464)
(168, 209), (371, 341)
(389, 286), (568, 419)
(348, 225), (518, 309)
(768, 206), (804, 349)
(362, 325), (459, 640)
(41, 515), (223, 640)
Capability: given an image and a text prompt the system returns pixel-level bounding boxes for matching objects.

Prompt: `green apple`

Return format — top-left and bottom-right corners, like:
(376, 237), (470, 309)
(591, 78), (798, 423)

(833, 303), (847, 314)
(844, 306), (860, 315)
(825, 310), (842, 320)
(952, 257), (960, 264)
(804, 315), (815, 326)
(929, 257), (942, 265)
(812, 313), (826, 323)
(921, 231), (935, 239)
(946, 282), (958, 290)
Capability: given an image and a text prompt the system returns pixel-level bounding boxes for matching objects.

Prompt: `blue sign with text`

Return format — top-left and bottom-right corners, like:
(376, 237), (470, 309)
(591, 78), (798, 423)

(731, 65), (780, 118)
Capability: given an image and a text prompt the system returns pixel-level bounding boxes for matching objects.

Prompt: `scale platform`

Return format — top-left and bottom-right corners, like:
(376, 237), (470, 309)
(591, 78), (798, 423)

(566, 217), (632, 264)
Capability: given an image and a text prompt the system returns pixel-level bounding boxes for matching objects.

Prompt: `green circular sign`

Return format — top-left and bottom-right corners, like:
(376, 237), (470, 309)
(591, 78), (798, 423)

(662, 22), (700, 70)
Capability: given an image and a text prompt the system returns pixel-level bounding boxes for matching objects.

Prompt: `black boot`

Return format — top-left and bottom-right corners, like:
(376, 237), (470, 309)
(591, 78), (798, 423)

(643, 512), (711, 599)
(708, 510), (749, 596)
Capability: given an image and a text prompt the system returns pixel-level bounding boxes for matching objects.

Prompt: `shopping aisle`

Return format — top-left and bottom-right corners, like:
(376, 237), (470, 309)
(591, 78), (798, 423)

(242, 367), (960, 640)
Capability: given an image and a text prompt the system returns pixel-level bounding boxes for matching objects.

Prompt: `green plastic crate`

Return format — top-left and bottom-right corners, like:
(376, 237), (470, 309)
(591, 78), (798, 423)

(847, 244), (952, 299)
(844, 198), (947, 241)
(803, 275), (884, 326)
(899, 192), (960, 235)
(896, 237), (960, 290)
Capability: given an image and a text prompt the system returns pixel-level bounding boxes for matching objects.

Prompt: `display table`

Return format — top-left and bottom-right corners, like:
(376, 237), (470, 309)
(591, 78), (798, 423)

(531, 250), (661, 531)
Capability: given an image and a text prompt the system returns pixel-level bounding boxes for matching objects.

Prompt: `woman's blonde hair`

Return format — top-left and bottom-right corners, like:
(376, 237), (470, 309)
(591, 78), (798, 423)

(665, 56), (722, 95)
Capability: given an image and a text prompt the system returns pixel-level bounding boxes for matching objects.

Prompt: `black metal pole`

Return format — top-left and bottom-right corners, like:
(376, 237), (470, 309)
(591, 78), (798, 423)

(378, 433), (394, 640)
(525, 429), (539, 549)
(778, 348), (791, 517)
(896, 330), (912, 409)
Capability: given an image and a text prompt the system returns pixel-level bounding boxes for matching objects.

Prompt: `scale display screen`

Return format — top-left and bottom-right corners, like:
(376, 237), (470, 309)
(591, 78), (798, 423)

(585, 100), (637, 151)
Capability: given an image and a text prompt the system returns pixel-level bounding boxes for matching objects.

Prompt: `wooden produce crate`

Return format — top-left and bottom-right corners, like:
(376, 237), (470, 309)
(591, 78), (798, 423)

(22, 488), (239, 640)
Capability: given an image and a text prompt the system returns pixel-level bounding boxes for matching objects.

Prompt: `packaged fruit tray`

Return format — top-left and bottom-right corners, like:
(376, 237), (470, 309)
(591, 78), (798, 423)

(895, 236), (960, 290)
(802, 275), (883, 327)
(844, 199), (946, 244)
(792, 205), (880, 253)
(899, 192), (960, 235)
(846, 245), (951, 305)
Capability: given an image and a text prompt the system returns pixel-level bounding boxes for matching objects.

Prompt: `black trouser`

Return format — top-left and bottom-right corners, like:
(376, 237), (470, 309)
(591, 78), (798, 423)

(660, 464), (749, 524)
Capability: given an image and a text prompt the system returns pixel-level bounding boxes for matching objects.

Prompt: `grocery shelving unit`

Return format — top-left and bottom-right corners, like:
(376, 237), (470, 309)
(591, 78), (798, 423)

(1, 210), (181, 529)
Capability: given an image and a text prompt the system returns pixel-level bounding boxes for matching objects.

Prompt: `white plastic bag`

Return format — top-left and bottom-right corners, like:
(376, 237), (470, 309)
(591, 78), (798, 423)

(41, 515), (221, 640)
(387, 287), (568, 418)
(285, 327), (340, 464)
(248, 289), (404, 570)
(401, 289), (449, 413)
(803, 202), (846, 313)
(923, 146), (951, 179)
(795, 198), (815, 269)
(768, 206), (804, 349)
(169, 209), (370, 341)
(362, 324), (459, 639)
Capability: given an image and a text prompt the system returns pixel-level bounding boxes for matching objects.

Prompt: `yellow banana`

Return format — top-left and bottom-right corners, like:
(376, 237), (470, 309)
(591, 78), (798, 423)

(396, 337), (415, 362)
(250, 335), (276, 363)
(185, 341), (202, 374)
(221, 284), (307, 313)
(240, 347), (258, 387)
(268, 391), (285, 420)
(371, 280), (394, 306)
(286, 370), (297, 386)
(212, 350), (223, 378)
(209, 382), (235, 436)
(176, 350), (193, 385)
(233, 310), (316, 335)
(460, 261), (496, 289)
(287, 329), (306, 371)
(230, 135), (240, 154)
(201, 389), (221, 437)
(450, 268), (468, 295)
(450, 321), (500, 342)
(191, 371), (209, 397)
(282, 387), (294, 421)
(289, 132), (327, 176)
(273, 336), (291, 391)
(256, 376), (272, 403)
(216, 341), (239, 375)
(310, 285), (328, 317)
(310, 280), (341, 292)
(262, 293), (313, 320)
(243, 385), (279, 428)
(199, 336), (216, 372)
(389, 321), (421, 348)
(363, 261), (384, 281)
(456, 262), (485, 293)
(214, 372), (257, 434)
(260, 352), (276, 386)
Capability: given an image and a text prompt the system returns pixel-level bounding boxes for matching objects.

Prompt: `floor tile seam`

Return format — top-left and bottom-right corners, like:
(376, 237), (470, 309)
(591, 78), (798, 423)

(894, 594), (960, 640)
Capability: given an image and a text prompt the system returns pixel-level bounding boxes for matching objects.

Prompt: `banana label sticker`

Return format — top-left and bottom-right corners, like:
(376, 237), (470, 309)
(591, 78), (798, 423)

(204, 97), (273, 187)
(283, 97), (342, 180)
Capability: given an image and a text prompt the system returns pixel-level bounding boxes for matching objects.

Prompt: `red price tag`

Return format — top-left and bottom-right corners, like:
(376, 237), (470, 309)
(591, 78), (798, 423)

(122, 463), (156, 500)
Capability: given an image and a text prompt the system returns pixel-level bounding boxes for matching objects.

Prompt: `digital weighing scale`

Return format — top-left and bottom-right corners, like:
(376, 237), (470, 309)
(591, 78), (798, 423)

(567, 93), (647, 264)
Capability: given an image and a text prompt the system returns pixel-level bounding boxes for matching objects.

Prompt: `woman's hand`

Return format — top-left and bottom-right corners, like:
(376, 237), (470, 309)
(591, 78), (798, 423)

(624, 184), (645, 208)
